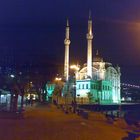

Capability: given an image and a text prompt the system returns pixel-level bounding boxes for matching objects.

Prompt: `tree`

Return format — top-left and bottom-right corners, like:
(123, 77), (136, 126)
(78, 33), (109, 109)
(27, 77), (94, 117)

(52, 85), (62, 104)
(52, 80), (64, 104)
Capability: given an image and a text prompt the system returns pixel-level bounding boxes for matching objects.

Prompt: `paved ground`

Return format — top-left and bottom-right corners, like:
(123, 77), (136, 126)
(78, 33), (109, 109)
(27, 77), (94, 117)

(0, 104), (139, 140)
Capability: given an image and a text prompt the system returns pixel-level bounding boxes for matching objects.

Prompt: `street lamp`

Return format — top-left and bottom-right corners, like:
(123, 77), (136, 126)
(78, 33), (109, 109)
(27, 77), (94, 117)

(70, 65), (80, 71)
(54, 76), (62, 105)
(70, 64), (80, 113)
(55, 77), (62, 81)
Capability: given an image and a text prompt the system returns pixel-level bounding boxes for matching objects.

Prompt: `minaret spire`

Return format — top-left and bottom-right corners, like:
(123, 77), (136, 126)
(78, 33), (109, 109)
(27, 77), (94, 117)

(87, 11), (93, 78)
(66, 18), (69, 27)
(89, 9), (91, 20)
(64, 18), (71, 81)
(96, 50), (99, 55)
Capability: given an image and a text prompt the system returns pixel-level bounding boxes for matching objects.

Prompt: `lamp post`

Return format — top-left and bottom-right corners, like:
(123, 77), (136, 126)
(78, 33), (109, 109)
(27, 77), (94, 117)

(70, 65), (80, 113)
(55, 77), (62, 81)
(54, 76), (62, 105)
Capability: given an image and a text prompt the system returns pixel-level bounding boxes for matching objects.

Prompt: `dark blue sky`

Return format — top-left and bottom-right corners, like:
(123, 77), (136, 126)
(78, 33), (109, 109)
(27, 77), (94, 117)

(0, 0), (140, 84)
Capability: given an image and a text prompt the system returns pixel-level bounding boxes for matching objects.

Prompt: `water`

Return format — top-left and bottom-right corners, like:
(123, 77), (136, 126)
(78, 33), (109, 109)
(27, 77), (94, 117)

(79, 103), (140, 125)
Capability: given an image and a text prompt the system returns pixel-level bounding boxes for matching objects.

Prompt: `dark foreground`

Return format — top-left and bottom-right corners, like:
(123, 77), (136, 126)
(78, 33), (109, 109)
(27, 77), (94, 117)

(0, 104), (139, 140)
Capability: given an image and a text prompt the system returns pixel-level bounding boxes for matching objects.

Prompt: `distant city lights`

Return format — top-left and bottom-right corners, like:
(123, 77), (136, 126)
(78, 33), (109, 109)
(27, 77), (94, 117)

(121, 83), (140, 89)
(10, 74), (15, 78)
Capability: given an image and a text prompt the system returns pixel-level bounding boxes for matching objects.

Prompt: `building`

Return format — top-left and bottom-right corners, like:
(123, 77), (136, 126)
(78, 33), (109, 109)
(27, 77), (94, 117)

(63, 13), (121, 105)
(76, 54), (121, 104)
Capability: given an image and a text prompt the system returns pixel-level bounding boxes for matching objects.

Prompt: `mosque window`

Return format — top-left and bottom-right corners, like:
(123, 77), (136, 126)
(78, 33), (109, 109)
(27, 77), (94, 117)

(79, 84), (81, 89)
(105, 86), (107, 90)
(106, 92), (108, 100)
(97, 85), (99, 90)
(86, 84), (88, 89)
(95, 85), (97, 90)
(98, 85), (101, 90)
(91, 84), (93, 89)
(102, 92), (104, 100)
(82, 84), (84, 89)
(108, 92), (109, 100)
(108, 86), (110, 90)
(104, 92), (106, 100)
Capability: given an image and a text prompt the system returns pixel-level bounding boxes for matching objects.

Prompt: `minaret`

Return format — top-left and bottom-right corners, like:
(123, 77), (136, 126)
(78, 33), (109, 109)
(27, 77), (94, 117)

(64, 19), (71, 81)
(86, 11), (93, 78)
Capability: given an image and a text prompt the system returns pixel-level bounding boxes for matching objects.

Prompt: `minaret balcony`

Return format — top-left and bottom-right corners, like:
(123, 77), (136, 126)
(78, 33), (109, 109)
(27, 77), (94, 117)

(64, 39), (71, 45)
(86, 34), (93, 40)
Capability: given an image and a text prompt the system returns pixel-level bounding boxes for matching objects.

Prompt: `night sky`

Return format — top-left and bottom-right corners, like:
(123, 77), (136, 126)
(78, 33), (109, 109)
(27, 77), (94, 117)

(0, 0), (140, 84)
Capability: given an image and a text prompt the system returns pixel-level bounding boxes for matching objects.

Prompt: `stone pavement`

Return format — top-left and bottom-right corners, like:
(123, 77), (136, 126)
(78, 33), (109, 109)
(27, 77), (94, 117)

(0, 104), (138, 140)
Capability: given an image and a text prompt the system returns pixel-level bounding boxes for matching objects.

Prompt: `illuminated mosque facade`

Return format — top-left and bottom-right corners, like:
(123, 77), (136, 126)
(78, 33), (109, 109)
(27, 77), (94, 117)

(63, 14), (121, 104)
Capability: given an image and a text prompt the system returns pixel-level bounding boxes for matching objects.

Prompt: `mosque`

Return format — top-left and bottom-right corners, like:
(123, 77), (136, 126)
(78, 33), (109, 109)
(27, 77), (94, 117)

(63, 14), (121, 105)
